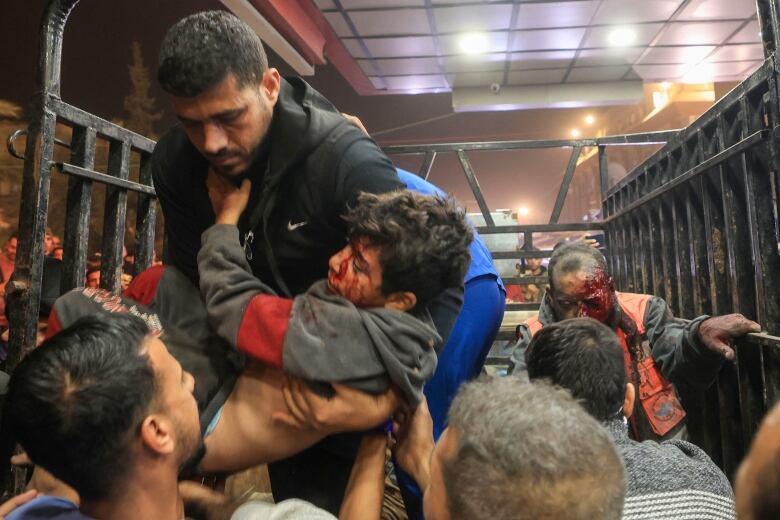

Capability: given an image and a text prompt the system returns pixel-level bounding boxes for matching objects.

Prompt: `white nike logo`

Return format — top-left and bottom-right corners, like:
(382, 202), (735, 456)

(287, 220), (308, 231)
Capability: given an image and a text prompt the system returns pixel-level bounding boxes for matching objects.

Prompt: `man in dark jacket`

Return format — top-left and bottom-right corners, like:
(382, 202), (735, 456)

(511, 242), (760, 441)
(152, 11), (462, 512)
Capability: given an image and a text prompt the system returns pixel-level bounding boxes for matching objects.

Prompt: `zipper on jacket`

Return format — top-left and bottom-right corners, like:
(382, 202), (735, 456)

(243, 230), (254, 261)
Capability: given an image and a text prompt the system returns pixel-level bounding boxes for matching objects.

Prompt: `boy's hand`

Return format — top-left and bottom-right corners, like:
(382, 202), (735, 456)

(272, 376), (401, 433)
(392, 398), (434, 490)
(206, 168), (251, 225)
(0, 489), (38, 519)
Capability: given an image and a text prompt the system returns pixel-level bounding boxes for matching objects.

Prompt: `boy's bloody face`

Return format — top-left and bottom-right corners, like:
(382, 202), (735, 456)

(551, 268), (616, 323)
(327, 237), (388, 308)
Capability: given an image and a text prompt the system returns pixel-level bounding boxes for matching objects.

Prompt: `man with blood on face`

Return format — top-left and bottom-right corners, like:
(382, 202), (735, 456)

(511, 242), (761, 441)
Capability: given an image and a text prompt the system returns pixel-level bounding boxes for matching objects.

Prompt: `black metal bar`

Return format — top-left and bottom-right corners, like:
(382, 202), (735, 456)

(475, 223), (603, 234)
(99, 141), (131, 293)
(501, 276), (549, 285)
(456, 150), (494, 227)
(604, 130), (768, 223)
(57, 162), (157, 195)
(756, 0), (780, 57)
(505, 302), (543, 312)
(50, 97), (156, 153)
(549, 145), (582, 224)
(418, 151), (436, 181)
(598, 144), (609, 201)
(382, 130), (677, 155)
(133, 152), (156, 274)
(60, 126), (96, 292)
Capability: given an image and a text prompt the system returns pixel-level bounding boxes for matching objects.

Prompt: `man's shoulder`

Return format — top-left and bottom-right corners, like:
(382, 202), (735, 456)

(151, 126), (202, 178)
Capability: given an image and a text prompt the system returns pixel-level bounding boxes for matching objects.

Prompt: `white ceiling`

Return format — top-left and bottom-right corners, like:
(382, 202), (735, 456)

(313, 0), (763, 95)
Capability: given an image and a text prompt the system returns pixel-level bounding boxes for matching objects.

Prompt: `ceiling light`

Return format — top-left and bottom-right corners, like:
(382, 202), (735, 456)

(585, 115), (595, 125)
(517, 206), (530, 217)
(683, 63), (713, 84)
(607, 26), (637, 47)
(571, 128), (581, 138)
(459, 33), (489, 55)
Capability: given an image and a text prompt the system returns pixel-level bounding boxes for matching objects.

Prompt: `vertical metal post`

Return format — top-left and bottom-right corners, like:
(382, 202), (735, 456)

(99, 140), (131, 293)
(456, 150), (495, 227)
(134, 152), (156, 274)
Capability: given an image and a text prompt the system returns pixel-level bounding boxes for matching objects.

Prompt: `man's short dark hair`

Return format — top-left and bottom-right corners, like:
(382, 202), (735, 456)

(526, 318), (626, 422)
(443, 377), (625, 520)
(548, 242), (608, 290)
(343, 191), (472, 307)
(158, 10), (269, 97)
(4, 314), (156, 500)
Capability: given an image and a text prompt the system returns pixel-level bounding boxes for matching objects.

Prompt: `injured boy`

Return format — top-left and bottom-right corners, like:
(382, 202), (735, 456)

(47, 178), (472, 473)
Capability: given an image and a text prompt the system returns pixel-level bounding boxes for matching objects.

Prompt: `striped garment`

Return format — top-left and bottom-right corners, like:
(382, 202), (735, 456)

(605, 420), (736, 520)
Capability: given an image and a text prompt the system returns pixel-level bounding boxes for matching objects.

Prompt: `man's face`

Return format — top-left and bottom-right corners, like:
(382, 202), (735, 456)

(527, 257), (542, 272)
(121, 273), (133, 291)
(43, 233), (53, 255)
(5, 238), (17, 261)
(423, 427), (456, 520)
(86, 272), (100, 288)
(327, 237), (388, 308)
(170, 71), (279, 178)
(551, 268), (616, 322)
(146, 337), (202, 469)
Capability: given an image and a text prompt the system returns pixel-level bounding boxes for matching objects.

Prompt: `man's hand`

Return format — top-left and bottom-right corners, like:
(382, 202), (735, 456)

(342, 113), (369, 136)
(206, 169), (251, 225)
(272, 377), (401, 433)
(392, 398), (435, 490)
(698, 314), (761, 361)
(0, 489), (38, 519)
(179, 481), (239, 520)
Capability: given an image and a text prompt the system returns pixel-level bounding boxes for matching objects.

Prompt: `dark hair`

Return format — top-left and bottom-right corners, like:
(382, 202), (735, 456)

(4, 314), (156, 500)
(526, 317), (626, 422)
(6, 233), (17, 242)
(158, 11), (269, 97)
(548, 242), (607, 290)
(343, 191), (472, 307)
(444, 377), (625, 520)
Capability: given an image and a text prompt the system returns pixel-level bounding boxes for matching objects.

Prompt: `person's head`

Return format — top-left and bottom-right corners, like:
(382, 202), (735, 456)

(52, 235), (62, 249)
(735, 401), (780, 520)
(4, 233), (17, 261)
(424, 377), (625, 520)
(158, 11), (279, 178)
(121, 272), (133, 291)
(329, 191), (472, 310)
(86, 268), (100, 288)
(547, 242), (616, 322)
(43, 228), (54, 255)
(525, 317), (634, 422)
(52, 246), (64, 261)
(4, 313), (201, 502)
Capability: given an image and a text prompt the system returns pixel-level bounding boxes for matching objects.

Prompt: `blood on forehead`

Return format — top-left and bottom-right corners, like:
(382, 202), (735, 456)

(576, 268), (614, 322)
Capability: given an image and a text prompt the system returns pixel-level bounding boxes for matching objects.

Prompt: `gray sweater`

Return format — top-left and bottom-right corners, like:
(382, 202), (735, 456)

(605, 419), (736, 520)
(198, 224), (439, 404)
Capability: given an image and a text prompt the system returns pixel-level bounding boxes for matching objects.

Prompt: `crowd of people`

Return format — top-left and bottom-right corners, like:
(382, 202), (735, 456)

(0, 9), (776, 520)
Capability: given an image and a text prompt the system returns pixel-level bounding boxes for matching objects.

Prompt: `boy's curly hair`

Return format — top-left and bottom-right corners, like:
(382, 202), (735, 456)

(344, 191), (473, 307)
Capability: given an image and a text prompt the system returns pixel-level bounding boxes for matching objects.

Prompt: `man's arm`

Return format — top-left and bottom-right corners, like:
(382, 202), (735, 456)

(645, 298), (760, 392)
(339, 434), (388, 520)
(197, 176), (291, 367)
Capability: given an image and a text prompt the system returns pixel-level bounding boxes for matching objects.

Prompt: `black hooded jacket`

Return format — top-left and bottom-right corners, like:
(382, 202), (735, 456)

(152, 77), (403, 296)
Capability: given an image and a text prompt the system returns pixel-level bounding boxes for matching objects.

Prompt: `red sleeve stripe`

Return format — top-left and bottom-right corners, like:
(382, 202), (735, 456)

(236, 294), (292, 368)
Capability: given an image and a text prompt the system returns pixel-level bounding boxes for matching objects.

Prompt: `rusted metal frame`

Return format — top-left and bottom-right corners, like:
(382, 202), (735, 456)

(598, 144), (609, 201)
(635, 209), (649, 294)
(381, 129), (677, 155)
(716, 111), (756, 318)
(603, 130), (768, 223)
(625, 213), (639, 293)
(418, 151), (436, 181)
(607, 61), (773, 198)
(475, 222), (603, 234)
(619, 216), (632, 292)
(657, 197), (677, 313)
(99, 140), (131, 294)
(57, 163), (157, 195)
(549, 145), (582, 224)
(49, 97), (155, 153)
(133, 152), (156, 274)
(671, 189), (693, 318)
(645, 205), (661, 297)
(456, 150), (495, 227)
(752, 68), (780, 336)
(60, 126), (96, 293)
(756, 0), (780, 57)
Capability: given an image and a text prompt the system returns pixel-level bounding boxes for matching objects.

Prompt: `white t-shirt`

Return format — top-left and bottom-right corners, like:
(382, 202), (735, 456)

(231, 499), (337, 520)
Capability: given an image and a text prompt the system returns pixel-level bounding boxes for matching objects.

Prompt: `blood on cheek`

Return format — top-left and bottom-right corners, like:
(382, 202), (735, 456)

(577, 269), (613, 322)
